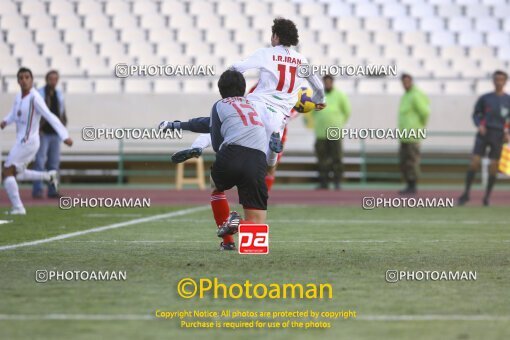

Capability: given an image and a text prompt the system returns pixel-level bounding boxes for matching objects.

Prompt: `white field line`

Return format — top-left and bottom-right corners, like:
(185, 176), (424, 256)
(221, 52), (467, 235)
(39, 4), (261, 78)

(0, 314), (509, 321)
(149, 218), (510, 225)
(57, 239), (510, 244)
(0, 206), (209, 252)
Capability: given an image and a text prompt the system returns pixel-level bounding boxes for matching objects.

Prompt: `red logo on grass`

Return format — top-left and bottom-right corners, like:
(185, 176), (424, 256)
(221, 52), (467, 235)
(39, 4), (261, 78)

(238, 224), (269, 254)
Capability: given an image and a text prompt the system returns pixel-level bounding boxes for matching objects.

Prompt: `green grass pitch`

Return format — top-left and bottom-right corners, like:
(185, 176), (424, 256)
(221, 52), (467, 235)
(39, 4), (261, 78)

(0, 205), (509, 339)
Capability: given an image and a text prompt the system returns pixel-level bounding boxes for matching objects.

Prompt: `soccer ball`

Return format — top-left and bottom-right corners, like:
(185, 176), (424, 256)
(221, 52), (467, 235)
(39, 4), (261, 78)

(294, 87), (316, 113)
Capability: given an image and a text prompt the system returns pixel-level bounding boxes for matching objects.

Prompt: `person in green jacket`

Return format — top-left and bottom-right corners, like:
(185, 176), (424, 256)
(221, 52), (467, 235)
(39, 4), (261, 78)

(313, 75), (351, 189)
(398, 73), (430, 194)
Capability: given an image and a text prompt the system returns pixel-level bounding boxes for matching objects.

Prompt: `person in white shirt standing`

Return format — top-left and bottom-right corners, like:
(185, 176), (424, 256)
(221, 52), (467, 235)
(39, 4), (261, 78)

(1, 67), (73, 215)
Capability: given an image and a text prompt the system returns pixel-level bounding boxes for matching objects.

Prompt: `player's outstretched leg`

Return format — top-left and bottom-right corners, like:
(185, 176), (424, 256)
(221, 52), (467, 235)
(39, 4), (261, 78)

(16, 168), (59, 194)
(171, 148), (203, 163)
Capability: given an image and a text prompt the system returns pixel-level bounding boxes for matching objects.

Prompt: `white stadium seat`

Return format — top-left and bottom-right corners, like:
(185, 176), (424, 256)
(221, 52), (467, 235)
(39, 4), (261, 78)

(458, 32), (484, 47)
(357, 80), (384, 94)
(153, 79), (181, 93)
(65, 79), (94, 93)
(392, 17), (417, 32)
(436, 4), (462, 18)
(410, 3), (435, 18)
(448, 17), (472, 32)
(124, 79), (153, 93)
(95, 79), (122, 93)
(327, 2), (352, 17)
(475, 79), (494, 95)
(420, 17), (445, 32)
(475, 18), (500, 33)
(354, 3), (379, 18)
(415, 80), (443, 95)
(182, 79), (213, 93)
(465, 4), (491, 18)
(430, 32), (456, 46)
(444, 81), (473, 95)
(381, 3), (406, 18)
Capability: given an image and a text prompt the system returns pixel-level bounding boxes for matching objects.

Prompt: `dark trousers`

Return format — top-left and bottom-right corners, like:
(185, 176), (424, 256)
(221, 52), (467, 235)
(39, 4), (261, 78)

(315, 139), (343, 187)
(399, 142), (420, 182)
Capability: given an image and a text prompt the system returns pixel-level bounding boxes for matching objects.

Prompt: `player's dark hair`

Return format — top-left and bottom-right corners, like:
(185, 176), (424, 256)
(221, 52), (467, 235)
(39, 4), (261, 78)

(493, 70), (508, 80)
(17, 67), (33, 79)
(401, 73), (412, 81)
(218, 70), (246, 98)
(323, 74), (334, 82)
(272, 18), (299, 46)
(45, 69), (59, 81)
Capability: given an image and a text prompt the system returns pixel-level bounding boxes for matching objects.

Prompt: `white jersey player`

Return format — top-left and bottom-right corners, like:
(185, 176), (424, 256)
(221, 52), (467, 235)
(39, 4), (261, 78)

(165, 18), (326, 167)
(1, 67), (73, 215)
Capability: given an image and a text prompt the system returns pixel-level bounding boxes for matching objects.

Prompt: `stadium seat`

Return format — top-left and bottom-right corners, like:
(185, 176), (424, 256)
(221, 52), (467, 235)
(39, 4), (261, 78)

(381, 3), (406, 18)
(65, 79), (94, 93)
(354, 3), (379, 18)
(364, 18), (389, 32)
(430, 32), (456, 46)
(124, 79), (153, 93)
(458, 32), (484, 47)
(492, 4), (510, 20)
(410, 3), (435, 17)
(444, 80), (473, 94)
(420, 17), (445, 32)
(385, 79), (404, 95)
(153, 79), (181, 93)
(486, 32), (509, 47)
(95, 79), (122, 93)
(415, 80), (443, 95)
(327, 2), (352, 17)
(5, 77), (21, 93)
(448, 17), (473, 32)
(182, 79), (213, 93)
(465, 5), (491, 20)
(436, 4), (463, 18)
(474, 79), (494, 95)
(392, 17), (417, 32)
(357, 80), (384, 94)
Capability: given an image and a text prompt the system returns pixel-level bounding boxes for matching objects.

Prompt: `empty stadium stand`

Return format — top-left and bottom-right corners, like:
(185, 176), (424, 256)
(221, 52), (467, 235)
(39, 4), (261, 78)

(0, 0), (509, 94)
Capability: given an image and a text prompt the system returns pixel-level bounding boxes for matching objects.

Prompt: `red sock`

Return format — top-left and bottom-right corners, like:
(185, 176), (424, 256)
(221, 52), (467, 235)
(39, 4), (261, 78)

(265, 175), (275, 191)
(210, 191), (234, 244)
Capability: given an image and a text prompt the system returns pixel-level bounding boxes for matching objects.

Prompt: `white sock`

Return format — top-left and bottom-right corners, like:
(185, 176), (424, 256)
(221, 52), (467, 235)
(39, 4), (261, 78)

(16, 169), (50, 181)
(3, 176), (24, 210)
(266, 149), (278, 167)
(191, 134), (211, 149)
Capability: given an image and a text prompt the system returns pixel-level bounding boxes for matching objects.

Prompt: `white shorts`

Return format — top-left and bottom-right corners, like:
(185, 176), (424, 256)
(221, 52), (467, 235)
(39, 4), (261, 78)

(250, 100), (288, 166)
(250, 100), (288, 139)
(4, 138), (40, 173)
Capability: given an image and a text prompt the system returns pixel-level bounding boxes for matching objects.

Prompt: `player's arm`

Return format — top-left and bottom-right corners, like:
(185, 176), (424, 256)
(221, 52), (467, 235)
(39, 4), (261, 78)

(210, 104), (223, 152)
(340, 92), (351, 122)
(34, 94), (73, 146)
(230, 49), (264, 73)
(306, 73), (326, 110)
(472, 96), (486, 135)
(159, 117), (211, 133)
(504, 106), (510, 142)
(414, 92), (430, 126)
(0, 102), (17, 129)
